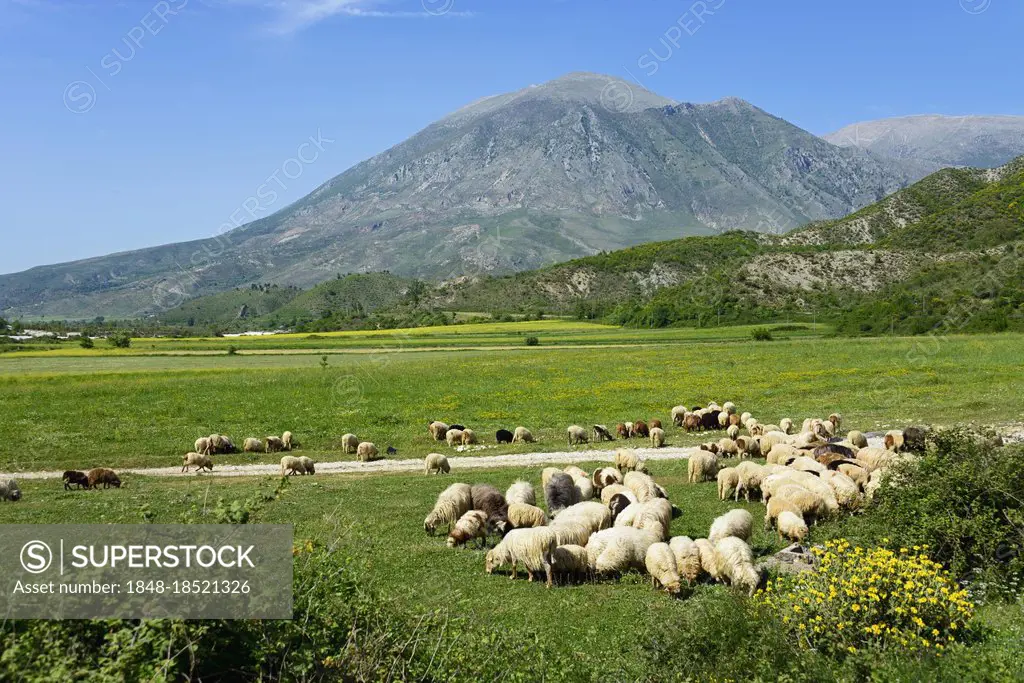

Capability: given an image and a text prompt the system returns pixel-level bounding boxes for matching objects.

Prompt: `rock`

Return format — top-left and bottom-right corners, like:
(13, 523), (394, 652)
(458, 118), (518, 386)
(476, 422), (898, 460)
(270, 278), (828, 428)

(757, 543), (819, 576)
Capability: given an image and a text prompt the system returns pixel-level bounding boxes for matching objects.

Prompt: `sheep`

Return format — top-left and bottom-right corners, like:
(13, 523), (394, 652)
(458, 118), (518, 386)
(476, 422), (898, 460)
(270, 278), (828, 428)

(669, 536), (703, 583)
(649, 419), (663, 431)
(633, 421), (650, 438)
(650, 427), (666, 448)
(551, 544), (590, 583)
(734, 435), (760, 459)
(297, 456), (315, 475)
(626, 499), (674, 539)
(764, 470), (839, 514)
(683, 414), (702, 432)
(508, 503), (547, 529)
(790, 456), (828, 476)
(545, 472), (578, 515)
(777, 510), (809, 544)
(511, 426), (534, 444)
(600, 484), (636, 506)
(591, 467), (623, 492)
(585, 527), (660, 575)
(700, 442), (720, 455)
(847, 430), (868, 449)
(182, 452), (213, 473)
(857, 446), (896, 471)
(424, 453), (451, 475)
(821, 470), (863, 511)
(902, 426), (929, 452)
(554, 501), (612, 534)
(461, 428), (478, 446)
(195, 437), (211, 456)
(280, 455), (304, 476)
(265, 436), (286, 453)
(828, 413), (843, 434)
(485, 527), (557, 586)
(447, 510), (489, 548)
(62, 471), (89, 490)
(593, 424), (615, 442)
(470, 483), (509, 534)
(550, 520), (593, 547)
(814, 443), (857, 460)
(563, 465), (588, 480)
(766, 443), (802, 465)
(701, 412), (721, 431)
(281, 431), (294, 451)
(687, 452), (719, 483)
(541, 467), (563, 490)
(646, 542), (682, 593)
(715, 537), (762, 595)
(86, 468), (121, 489)
(764, 495), (804, 531)
(356, 442), (380, 462)
(837, 463), (869, 489)
(573, 476), (595, 502)
(779, 418), (794, 435)
(429, 421), (450, 441)
(0, 479), (22, 502)
(567, 425), (589, 446)
(717, 411), (731, 428)
(624, 421), (635, 437)
(708, 509), (753, 543)
(694, 539), (726, 582)
(208, 434), (225, 454)
(495, 428), (514, 444)
(341, 433), (359, 454)
(614, 448), (645, 473)
(726, 425), (740, 440)
(864, 468), (885, 502)
(766, 484), (830, 526)
(505, 480), (536, 506)
(717, 467), (740, 500)
(717, 438), (740, 457)
(624, 471), (660, 503)
(445, 429), (465, 447)
(740, 412), (753, 427)
(424, 483), (473, 535)
(243, 437), (262, 453)
(671, 405), (688, 427)
(616, 423), (630, 439)
(449, 424), (466, 431)
(734, 461), (782, 502)
(884, 430), (906, 452)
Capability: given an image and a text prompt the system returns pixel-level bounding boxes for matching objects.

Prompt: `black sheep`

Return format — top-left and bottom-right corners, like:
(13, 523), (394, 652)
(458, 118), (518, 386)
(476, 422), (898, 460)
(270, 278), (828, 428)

(495, 429), (514, 444)
(62, 470), (89, 490)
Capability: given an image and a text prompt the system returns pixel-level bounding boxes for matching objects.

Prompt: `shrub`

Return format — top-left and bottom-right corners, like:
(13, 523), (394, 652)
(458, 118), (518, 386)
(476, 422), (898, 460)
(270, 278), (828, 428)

(108, 332), (131, 348)
(227, 345), (238, 356)
(524, 336), (539, 346)
(78, 336), (94, 349)
(752, 327), (774, 341)
(757, 540), (977, 657)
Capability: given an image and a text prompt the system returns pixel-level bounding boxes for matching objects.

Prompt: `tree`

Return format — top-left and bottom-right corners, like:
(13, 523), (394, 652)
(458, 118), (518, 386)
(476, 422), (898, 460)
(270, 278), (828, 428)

(108, 332), (131, 348)
(79, 336), (94, 349)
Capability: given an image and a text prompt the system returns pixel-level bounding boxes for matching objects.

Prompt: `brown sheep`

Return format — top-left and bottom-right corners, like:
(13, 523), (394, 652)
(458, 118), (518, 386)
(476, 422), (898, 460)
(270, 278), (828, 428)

(87, 468), (122, 489)
(616, 423), (629, 439)
(633, 421), (650, 438)
(649, 419), (663, 431)
(683, 414), (701, 432)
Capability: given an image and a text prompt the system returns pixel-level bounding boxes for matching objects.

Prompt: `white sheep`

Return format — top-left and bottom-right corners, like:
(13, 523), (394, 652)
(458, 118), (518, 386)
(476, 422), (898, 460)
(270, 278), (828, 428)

(623, 470), (660, 503)
(650, 427), (666, 448)
(766, 443), (802, 465)
(447, 510), (489, 548)
(0, 479), (22, 502)
(591, 467), (623, 492)
(837, 463), (869, 490)
(884, 430), (906, 452)
(551, 544), (590, 583)
(645, 542), (682, 593)
(243, 437), (262, 453)
(628, 498), (674, 540)
(511, 426), (534, 443)
(694, 538), (725, 582)
(424, 453), (450, 475)
(445, 429), (465, 447)
(265, 436), (286, 453)
(776, 510), (809, 544)
(717, 438), (740, 457)
(740, 412), (753, 427)
(194, 437), (211, 456)
(508, 503), (547, 528)
(297, 456), (315, 475)
(687, 452), (719, 483)
(585, 526), (660, 574)
(429, 421), (449, 441)
(708, 509), (753, 543)
(424, 483), (473, 535)
(505, 480), (536, 506)
(726, 425), (740, 440)
(573, 476), (595, 502)
(821, 470), (862, 511)
(356, 442), (379, 462)
(734, 435), (760, 459)
(789, 456), (827, 476)
(341, 433), (359, 454)
(614, 449), (645, 473)
(717, 467), (739, 500)
(864, 468), (885, 502)
(714, 536), (762, 595)
(567, 425), (589, 446)
(460, 428), (478, 446)
(550, 520), (592, 547)
(280, 455), (304, 476)
(671, 405), (688, 427)
(600, 484), (637, 506)
(282, 431), (294, 451)
(669, 536), (703, 584)
(485, 527), (557, 586)
(778, 418), (794, 435)
(181, 452), (213, 473)
(723, 401), (736, 414)
(554, 501), (613, 534)
(847, 430), (868, 449)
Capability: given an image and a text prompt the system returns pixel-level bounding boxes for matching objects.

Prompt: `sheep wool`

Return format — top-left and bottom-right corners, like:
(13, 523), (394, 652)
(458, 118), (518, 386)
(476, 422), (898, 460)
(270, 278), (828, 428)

(717, 467), (739, 500)
(282, 431), (294, 451)
(341, 433), (359, 454)
(356, 442), (379, 462)
(623, 471), (660, 503)
(460, 428), (478, 446)
(508, 503), (547, 529)
(600, 484), (634, 505)
(428, 421), (450, 441)
(194, 437), (211, 456)
(779, 418), (794, 435)
(550, 520), (592, 547)
(511, 426), (534, 444)
(545, 472), (579, 515)
(563, 465), (588, 480)
(708, 509), (753, 544)
(447, 510), (489, 548)
(592, 467), (623, 492)
(645, 542), (682, 593)
(573, 476), (595, 502)
(181, 452), (213, 473)
(297, 456), (315, 475)
(551, 544), (589, 582)
(714, 536), (762, 595)
(693, 539), (725, 582)
(280, 455), (304, 476)
(424, 453), (451, 475)
(505, 480), (536, 506)
(777, 510), (809, 544)
(485, 527), (557, 586)
(585, 527), (660, 574)
(445, 429), (465, 447)
(554, 501), (612, 534)
(265, 436), (286, 453)
(614, 449), (644, 473)
(243, 437), (262, 453)
(541, 467), (563, 490)
(726, 425), (740, 440)
(847, 430), (868, 449)
(567, 425), (589, 446)
(650, 427), (666, 448)
(668, 536), (703, 583)
(424, 483), (473, 535)
(671, 405), (688, 426)
(0, 479), (22, 502)
(687, 452), (719, 483)
(837, 463), (869, 490)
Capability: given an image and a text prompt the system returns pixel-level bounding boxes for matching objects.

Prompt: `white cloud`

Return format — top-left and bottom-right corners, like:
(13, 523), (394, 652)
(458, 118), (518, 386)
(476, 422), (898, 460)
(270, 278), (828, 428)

(219, 0), (472, 34)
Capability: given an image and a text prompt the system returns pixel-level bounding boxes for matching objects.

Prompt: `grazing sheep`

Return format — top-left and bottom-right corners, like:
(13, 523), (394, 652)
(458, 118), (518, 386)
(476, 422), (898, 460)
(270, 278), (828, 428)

(356, 442), (380, 462)
(700, 442), (719, 455)
(669, 536), (704, 584)
(723, 401), (736, 414)
(573, 476), (595, 502)
(508, 503), (547, 529)
(837, 463), (869, 489)
(445, 429), (465, 447)
(549, 520), (592, 548)
(551, 544), (590, 583)
(624, 499), (674, 540)
(624, 422), (635, 438)
(280, 455), (304, 476)
(447, 510), (489, 548)
(718, 411), (731, 428)
(828, 413), (843, 434)
(461, 429), (478, 446)
(864, 469), (885, 502)
(593, 424), (615, 441)
(694, 539), (725, 582)
(0, 479), (22, 501)
(541, 467), (563, 490)
(734, 461), (783, 502)
(671, 405), (688, 427)
(847, 430), (868, 449)
(814, 443), (857, 460)
(790, 456), (828, 476)
(607, 493), (637, 523)
(470, 484), (509, 529)
(505, 480), (536, 506)
(563, 465), (588, 480)
(341, 433), (359, 454)
(86, 468), (121, 490)
(687, 452), (719, 483)
(735, 435), (760, 459)
(182, 452), (213, 473)
(495, 428), (514, 444)
(766, 443), (802, 465)
(726, 425), (740, 440)
(424, 453), (451, 475)
(857, 446), (895, 471)
(700, 412), (721, 431)
(884, 430), (906, 452)
(265, 436), (286, 453)
(194, 437), (211, 456)
(717, 467), (740, 500)
(243, 437), (262, 453)
(779, 418), (794, 435)
(616, 423), (630, 439)
(717, 438), (740, 457)
(424, 483), (473, 535)
(821, 470), (862, 511)
(708, 509), (753, 543)
(633, 421), (650, 439)
(586, 527), (660, 575)
(297, 456), (316, 475)
(714, 537), (762, 595)
(624, 471), (660, 503)
(902, 426), (929, 452)
(614, 448), (645, 473)
(281, 431), (294, 451)
(429, 421), (450, 441)
(62, 471), (89, 490)
(511, 426), (534, 444)
(567, 425), (589, 446)
(449, 424), (466, 431)
(545, 472), (579, 515)
(600, 484), (635, 506)
(777, 510), (809, 544)
(485, 527), (557, 586)
(650, 427), (666, 448)
(683, 413), (702, 432)
(591, 467), (623, 493)
(766, 484), (830, 526)
(554, 501), (613, 535)
(740, 412), (753, 427)
(646, 542), (682, 593)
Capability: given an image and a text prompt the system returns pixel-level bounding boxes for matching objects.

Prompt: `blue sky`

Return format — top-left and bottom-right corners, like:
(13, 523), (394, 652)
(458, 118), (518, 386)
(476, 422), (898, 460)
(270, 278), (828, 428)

(0, 0), (1020, 275)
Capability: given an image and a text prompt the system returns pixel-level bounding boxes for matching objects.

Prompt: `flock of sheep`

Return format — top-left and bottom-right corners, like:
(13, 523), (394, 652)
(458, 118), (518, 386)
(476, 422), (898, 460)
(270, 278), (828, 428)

(419, 400), (922, 596)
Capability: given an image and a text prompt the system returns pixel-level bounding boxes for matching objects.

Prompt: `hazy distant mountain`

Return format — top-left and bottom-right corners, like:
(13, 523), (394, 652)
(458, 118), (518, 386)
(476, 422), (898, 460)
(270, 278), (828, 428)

(1, 72), (911, 319)
(825, 114), (1024, 176)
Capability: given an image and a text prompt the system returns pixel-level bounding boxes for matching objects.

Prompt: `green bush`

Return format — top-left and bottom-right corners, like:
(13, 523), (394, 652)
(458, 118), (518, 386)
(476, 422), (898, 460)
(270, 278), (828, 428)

(524, 336), (539, 346)
(108, 332), (131, 348)
(78, 336), (94, 349)
(752, 327), (774, 341)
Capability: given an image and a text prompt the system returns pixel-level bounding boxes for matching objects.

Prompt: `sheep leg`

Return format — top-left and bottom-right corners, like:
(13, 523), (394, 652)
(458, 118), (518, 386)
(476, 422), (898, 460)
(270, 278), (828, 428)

(544, 563), (553, 589)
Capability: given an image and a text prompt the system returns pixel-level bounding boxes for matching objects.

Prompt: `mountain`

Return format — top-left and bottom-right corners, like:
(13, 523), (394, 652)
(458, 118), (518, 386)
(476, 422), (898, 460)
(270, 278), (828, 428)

(825, 115), (1024, 176)
(1, 72), (916, 319)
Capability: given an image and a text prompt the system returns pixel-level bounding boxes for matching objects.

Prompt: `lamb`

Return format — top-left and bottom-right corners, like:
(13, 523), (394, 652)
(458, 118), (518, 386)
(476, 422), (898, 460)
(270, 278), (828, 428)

(424, 482), (473, 535)
(424, 453), (451, 475)
(356, 442), (380, 462)
(243, 437), (262, 453)
(341, 433), (359, 454)
(485, 527), (557, 586)
(429, 421), (450, 441)
(585, 527), (660, 574)
(446, 510), (489, 548)
(573, 476), (595, 502)
(281, 431), (294, 451)
(551, 544), (590, 583)
(195, 437), (211, 456)
(758, 431), (790, 454)
(600, 484), (636, 506)
(511, 426), (534, 443)
(62, 471), (89, 490)
(445, 429), (465, 447)
(714, 536), (762, 595)
(884, 430), (906, 452)
(461, 428), (478, 446)
(297, 456), (315, 475)
(645, 542), (682, 593)
(182, 452), (213, 473)
(624, 471), (660, 503)
(0, 479), (22, 501)
(726, 425), (740, 440)
(508, 503), (547, 529)
(671, 405), (688, 427)
(633, 420), (650, 438)
(779, 418), (794, 435)
(545, 472), (579, 515)
(847, 430), (868, 449)
(265, 436), (286, 453)
(86, 468), (121, 489)
(708, 509), (753, 543)
(614, 448), (645, 473)
(591, 467), (623, 492)
(593, 424), (615, 442)
(650, 427), (666, 448)
(717, 467), (739, 500)
(765, 483), (829, 526)
(567, 425), (589, 446)
(495, 428), (514, 444)
(669, 536), (703, 583)
(553, 501), (612, 534)
(687, 452), (719, 483)
(764, 495), (803, 531)
(505, 480), (536, 506)
(280, 455), (304, 476)
(777, 510), (809, 544)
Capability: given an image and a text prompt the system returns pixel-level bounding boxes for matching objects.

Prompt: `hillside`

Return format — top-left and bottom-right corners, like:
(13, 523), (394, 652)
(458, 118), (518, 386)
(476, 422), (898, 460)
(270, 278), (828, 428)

(0, 72), (911, 320)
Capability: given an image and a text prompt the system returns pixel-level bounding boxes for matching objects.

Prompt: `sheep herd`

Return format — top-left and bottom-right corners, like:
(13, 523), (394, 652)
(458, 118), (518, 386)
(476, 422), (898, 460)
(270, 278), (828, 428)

(420, 400), (925, 598)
